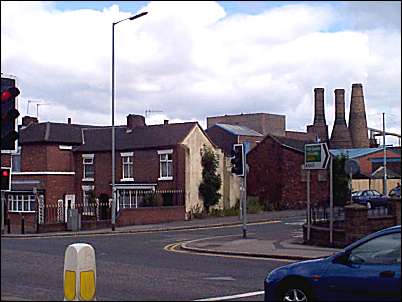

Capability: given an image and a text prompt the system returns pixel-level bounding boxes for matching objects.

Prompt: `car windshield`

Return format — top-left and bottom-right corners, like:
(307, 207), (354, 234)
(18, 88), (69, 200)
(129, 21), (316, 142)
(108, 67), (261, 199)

(352, 191), (362, 197)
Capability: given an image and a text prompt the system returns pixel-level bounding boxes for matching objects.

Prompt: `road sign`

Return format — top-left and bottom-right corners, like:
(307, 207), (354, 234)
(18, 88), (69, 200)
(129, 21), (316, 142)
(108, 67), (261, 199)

(304, 143), (330, 170)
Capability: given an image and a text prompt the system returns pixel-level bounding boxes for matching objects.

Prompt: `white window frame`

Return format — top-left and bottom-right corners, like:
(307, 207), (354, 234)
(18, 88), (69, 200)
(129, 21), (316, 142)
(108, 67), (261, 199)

(121, 152), (134, 181)
(158, 149), (173, 180)
(7, 194), (36, 213)
(82, 154), (95, 181)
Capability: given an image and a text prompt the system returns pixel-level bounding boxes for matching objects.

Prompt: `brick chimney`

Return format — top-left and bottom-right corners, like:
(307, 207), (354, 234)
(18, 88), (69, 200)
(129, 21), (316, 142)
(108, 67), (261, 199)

(127, 114), (146, 130)
(22, 116), (38, 127)
(349, 83), (369, 148)
(306, 88), (329, 142)
(330, 89), (353, 149)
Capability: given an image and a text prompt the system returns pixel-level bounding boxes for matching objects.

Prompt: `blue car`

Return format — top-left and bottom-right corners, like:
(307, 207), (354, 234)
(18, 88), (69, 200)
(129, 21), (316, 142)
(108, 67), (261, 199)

(264, 225), (401, 301)
(351, 189), (389, 209)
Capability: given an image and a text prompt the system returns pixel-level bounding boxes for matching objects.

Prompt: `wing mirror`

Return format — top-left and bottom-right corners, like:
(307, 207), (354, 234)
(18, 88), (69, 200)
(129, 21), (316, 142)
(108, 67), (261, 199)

(333, 251), (350, 265)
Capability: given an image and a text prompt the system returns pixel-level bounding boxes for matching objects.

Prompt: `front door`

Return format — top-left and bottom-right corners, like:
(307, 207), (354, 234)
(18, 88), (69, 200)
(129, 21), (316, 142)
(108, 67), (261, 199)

(64, 194), (75, 222)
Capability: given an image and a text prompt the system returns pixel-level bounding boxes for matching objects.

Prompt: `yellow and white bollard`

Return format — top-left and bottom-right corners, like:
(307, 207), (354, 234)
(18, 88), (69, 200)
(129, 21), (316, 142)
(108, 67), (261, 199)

(64, 243), (96, 301)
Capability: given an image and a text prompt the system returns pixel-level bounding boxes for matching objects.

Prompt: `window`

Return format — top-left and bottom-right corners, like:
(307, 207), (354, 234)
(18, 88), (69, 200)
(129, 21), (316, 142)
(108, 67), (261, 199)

(158, 150), (173, 180)
(349, 232), (401, 265)
(7, 194), (36, 212)
(82, 154), (94, 180)
(121, 153), (133, 180)
(82, 187), (95, 216)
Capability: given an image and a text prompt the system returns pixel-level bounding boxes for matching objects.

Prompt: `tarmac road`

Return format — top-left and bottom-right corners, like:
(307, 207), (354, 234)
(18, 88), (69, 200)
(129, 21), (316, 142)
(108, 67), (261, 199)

(1, 212), (306, 301)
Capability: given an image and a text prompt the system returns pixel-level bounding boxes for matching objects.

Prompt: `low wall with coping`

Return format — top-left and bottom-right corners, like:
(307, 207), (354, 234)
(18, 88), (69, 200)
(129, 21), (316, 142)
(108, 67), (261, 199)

(116, 206), (186, 226)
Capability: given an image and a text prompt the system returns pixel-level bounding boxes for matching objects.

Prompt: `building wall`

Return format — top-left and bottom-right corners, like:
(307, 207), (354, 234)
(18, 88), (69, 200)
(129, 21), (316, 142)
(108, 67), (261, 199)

(247, 136), (329, 209)
(13, 143), (76, 206)
(182, 126), (225, 213)
(286, 130), (316, 141)
(207, 113), (286, 137)
(73, 146), (186, 206)
(357, 149), (400, 175)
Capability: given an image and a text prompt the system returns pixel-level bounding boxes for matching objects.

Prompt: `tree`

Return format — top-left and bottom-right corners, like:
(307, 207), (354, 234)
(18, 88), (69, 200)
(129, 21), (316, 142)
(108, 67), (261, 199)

(333, 155), (351, 206)
(199, 145), (222, 213)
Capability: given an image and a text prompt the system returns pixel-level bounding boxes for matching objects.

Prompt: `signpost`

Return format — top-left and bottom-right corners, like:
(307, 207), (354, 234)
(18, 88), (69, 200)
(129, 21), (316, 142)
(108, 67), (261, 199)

(304, 143), (331, 243)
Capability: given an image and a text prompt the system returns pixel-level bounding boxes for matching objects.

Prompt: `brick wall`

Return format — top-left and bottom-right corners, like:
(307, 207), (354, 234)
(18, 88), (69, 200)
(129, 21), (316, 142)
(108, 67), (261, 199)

(6, 213), (36, 234)
(116, 206), (185, 226)
(247, 135), (329, 209)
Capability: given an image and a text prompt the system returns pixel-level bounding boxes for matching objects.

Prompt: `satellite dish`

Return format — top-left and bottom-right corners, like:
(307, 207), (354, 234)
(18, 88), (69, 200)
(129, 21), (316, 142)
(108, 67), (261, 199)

(344, 159), (360, 175)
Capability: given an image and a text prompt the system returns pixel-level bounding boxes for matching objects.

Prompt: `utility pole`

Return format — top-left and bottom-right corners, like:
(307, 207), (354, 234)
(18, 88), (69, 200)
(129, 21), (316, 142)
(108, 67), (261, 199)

(383, 113), (387, 196)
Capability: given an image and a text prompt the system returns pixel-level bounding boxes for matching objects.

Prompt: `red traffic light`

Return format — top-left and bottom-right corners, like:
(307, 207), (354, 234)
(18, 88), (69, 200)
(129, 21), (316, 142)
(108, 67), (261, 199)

(1, 167), (11, 191)
(1, 87), (20, 102)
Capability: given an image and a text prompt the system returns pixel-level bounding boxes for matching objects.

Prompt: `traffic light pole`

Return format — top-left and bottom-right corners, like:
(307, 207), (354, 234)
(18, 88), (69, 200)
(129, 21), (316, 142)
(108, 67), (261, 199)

(242, 166), (248, 239)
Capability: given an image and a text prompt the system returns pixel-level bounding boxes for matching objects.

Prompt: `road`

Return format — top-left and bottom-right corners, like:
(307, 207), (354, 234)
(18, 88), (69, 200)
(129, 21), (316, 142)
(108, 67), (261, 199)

(1, 216), (304, 301)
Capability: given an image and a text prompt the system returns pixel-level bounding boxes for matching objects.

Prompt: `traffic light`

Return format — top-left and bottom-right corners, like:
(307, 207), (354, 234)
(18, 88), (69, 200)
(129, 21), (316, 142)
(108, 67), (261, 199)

(1, 167), (11, 191)
(1, 77), (20, 151)
(231, 144), (244, 176)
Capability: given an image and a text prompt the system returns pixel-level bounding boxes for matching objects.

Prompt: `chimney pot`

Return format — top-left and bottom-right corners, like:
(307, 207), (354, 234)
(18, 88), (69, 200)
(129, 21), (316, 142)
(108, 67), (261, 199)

(67, 118), (71, 125)
(164, 120), (169, 125)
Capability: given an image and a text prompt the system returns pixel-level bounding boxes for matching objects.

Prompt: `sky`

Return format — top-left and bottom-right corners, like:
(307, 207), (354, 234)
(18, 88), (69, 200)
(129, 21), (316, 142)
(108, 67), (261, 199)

(1, 1), (401, 145)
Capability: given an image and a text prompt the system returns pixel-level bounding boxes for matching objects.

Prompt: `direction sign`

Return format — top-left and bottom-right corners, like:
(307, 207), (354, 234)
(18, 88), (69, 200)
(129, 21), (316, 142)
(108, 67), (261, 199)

(304, 143), (330, 170)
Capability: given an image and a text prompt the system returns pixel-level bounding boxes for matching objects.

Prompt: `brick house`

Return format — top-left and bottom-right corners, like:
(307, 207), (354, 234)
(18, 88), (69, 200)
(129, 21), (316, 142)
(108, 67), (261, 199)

(247, 134), (330, 210)
(4, 114), (225, 232)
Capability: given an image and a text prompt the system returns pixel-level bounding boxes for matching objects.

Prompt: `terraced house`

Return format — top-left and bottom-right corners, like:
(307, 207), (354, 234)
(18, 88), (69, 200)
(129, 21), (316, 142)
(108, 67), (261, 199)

(4, 114), (224, 233)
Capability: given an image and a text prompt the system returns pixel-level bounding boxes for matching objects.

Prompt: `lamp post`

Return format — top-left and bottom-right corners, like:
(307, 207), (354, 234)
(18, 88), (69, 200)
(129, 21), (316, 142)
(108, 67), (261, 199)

(111, 11), (148, 231)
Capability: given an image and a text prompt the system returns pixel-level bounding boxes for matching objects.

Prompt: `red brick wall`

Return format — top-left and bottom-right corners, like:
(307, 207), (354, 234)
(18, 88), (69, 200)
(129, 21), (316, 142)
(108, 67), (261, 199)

(116, 206), (185, 226)
(7, 213), (36, 234)
(46, 145), (74, 171)
(247, 136), (283, 208)
(247, 136), (329, 209)
(21, 144), (47, 171)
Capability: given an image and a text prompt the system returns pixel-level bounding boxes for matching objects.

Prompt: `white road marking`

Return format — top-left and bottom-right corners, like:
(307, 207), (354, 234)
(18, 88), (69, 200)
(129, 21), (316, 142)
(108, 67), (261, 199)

(194, 290), (264, 301)
(203, 277), (235, 281)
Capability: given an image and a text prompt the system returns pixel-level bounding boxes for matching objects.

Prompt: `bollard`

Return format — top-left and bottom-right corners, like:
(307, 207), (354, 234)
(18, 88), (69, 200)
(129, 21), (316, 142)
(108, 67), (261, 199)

(64, 243), (96, 301)
(21, 215), (25, 234)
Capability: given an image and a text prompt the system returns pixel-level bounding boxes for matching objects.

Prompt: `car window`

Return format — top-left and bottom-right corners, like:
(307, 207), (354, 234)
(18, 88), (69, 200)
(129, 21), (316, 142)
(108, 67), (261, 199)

(349, 232), (401, 265)
(365, 191), (373, 197)
(372, 191), (381, 196)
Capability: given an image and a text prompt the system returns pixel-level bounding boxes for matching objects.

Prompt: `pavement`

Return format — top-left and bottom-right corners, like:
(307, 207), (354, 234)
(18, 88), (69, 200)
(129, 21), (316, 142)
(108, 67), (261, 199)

(1, 209), (341, 261)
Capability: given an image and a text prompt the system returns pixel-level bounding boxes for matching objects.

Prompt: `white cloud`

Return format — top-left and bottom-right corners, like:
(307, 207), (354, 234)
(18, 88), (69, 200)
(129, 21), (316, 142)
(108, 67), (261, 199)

(1, 1), (400, 146)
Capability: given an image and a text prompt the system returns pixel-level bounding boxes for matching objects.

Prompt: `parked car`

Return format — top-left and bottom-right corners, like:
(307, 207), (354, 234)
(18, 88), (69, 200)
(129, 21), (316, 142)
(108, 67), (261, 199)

(264, 225), (401, 301)
(389, 185), (400, 198)
(351, 189), (388, 209)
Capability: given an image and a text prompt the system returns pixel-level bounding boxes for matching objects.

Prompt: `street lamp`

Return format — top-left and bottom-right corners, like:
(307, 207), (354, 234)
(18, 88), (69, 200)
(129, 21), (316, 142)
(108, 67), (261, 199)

(111, 11), (148, 231)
